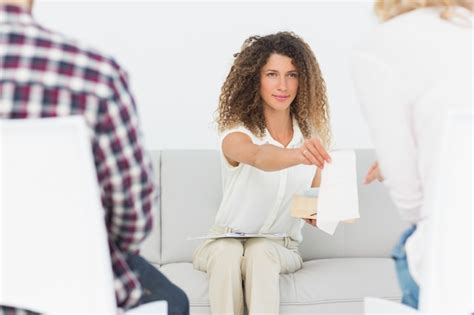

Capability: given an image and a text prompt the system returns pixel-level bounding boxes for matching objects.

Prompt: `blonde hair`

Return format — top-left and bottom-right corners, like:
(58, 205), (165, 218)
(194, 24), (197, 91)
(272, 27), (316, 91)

(374, 0), (473, 21)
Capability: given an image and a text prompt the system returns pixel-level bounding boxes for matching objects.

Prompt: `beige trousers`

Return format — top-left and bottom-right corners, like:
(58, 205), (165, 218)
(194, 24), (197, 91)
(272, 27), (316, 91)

(193, 237), (303, 315)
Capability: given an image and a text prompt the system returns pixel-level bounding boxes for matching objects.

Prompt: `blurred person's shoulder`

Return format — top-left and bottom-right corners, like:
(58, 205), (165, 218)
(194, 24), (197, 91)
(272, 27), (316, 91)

(32, 23), (128, 99)
(367, 7), (471, 41)
(353, 7), (471, 65)
(353, 9), (436, 52)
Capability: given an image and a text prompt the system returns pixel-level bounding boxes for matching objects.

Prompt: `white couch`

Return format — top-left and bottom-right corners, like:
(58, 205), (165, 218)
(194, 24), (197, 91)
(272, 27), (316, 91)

(140, 149), (409, 314)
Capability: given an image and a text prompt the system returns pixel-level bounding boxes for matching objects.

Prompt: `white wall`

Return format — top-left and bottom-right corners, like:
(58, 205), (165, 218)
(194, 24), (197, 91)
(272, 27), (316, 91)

(34, 0), (378, 150)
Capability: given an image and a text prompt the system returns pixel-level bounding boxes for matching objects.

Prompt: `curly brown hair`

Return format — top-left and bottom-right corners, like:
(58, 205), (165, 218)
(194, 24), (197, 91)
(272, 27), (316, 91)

(216, 31), (331, 147)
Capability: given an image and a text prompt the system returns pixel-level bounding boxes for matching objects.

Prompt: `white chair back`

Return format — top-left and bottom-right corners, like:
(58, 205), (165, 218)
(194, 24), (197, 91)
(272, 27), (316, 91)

(0, 116), (117, 313)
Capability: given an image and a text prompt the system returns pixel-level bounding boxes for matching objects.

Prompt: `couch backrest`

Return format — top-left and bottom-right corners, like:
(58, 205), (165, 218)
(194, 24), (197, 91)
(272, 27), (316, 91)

(140, 149), (409, 265)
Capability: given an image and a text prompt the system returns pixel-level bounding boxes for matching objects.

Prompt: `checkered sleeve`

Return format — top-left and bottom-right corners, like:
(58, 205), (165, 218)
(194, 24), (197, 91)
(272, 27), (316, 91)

(108, 238), (142, 309)
(93, 61), (155, 254)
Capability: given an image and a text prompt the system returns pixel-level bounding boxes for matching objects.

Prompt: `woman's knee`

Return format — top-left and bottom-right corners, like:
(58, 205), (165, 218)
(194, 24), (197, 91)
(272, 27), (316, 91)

(244, 238), (278, 262)
(194, 238), (243, 271)
(207, 238), (244, 269)
(212, 238), (244, 257)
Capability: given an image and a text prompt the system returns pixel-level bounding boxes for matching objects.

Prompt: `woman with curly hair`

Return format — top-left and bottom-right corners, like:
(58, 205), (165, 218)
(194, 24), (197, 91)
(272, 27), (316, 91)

(193, 32), (332, 314)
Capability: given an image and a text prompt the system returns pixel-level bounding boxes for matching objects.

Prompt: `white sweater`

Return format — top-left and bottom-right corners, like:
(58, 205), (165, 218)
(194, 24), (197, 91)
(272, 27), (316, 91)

(351, 8), (472, 283)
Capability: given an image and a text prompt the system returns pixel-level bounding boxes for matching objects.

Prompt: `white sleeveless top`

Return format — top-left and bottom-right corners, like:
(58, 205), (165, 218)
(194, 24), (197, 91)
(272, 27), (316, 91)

(213, 121), (317, 242)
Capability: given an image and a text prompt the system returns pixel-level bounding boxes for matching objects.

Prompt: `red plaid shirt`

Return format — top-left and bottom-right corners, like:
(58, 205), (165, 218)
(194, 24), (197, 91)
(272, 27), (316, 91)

(0, 4), (156, 312)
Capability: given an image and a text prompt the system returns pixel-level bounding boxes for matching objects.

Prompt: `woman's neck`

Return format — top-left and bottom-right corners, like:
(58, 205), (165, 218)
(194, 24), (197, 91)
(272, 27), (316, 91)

(264, 109), (293, 147)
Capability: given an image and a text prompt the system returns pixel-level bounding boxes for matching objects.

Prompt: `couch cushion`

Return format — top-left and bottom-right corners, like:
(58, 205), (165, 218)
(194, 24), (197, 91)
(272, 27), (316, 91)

(156, 263), (212, 314)
(280, 258), (401, 304)
(139, 151), (162, 264)
(158, 263), (209, 306)
(159, 258), (401, 313)
(160, 150), (222, 264)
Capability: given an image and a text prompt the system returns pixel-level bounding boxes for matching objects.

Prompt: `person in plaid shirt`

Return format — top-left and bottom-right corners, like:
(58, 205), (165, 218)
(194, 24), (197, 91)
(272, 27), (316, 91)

(0, 1), (189, 314)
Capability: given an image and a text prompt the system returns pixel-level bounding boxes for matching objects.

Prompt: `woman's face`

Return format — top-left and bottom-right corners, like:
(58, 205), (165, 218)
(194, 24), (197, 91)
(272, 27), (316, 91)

(259, 53), (299, 114)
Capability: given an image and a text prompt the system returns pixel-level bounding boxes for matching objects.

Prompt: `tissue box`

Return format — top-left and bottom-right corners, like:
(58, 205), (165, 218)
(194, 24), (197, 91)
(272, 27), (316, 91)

(290, 194), (318, 219)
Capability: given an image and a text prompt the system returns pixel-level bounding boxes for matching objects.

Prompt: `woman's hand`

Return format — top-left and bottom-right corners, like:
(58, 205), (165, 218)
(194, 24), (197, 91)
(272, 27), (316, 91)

(298, 137), (331, 169)
(304, 218), (317, 227)
(364, 161), (384, 184)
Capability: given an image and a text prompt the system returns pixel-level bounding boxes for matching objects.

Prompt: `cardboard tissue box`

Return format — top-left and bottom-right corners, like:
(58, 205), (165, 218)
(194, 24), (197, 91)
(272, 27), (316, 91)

(290, 188), (319, 219)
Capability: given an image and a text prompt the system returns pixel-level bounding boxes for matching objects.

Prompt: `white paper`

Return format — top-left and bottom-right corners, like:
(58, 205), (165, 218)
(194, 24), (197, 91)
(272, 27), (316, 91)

(317, 150), (360, 235)
(187, 232), (287, 241)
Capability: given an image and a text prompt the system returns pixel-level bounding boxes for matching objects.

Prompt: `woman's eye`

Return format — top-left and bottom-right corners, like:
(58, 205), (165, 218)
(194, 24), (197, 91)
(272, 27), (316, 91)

(267, 72), (277, 77)
(289, 73), (299, 78)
